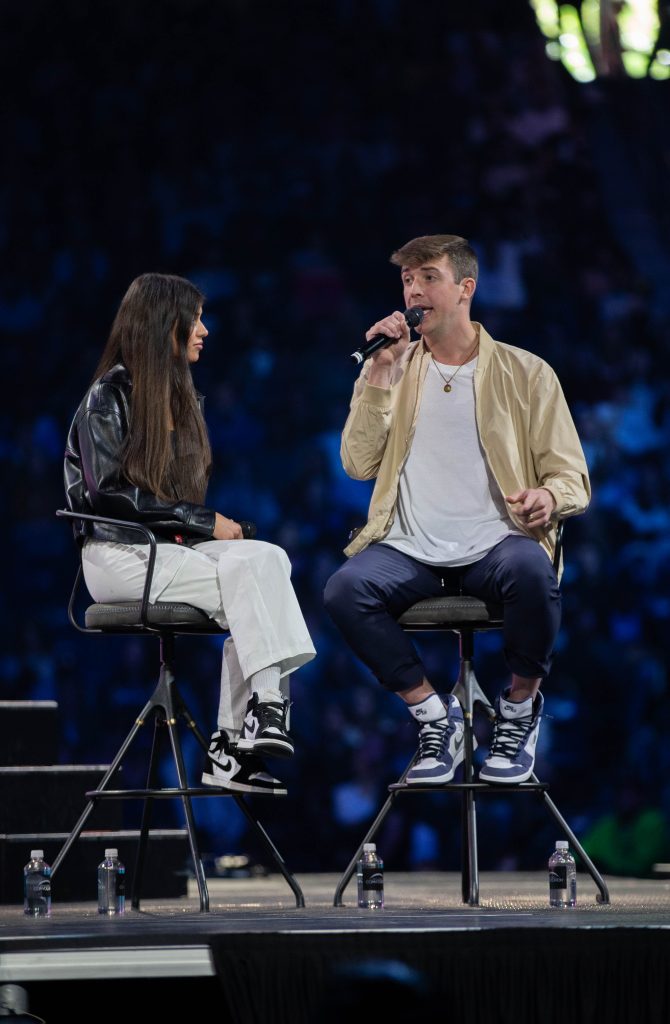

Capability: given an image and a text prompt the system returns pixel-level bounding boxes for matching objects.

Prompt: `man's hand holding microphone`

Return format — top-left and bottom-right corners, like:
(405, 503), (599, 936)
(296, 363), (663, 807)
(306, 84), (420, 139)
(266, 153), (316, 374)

(350, 307), (424, 386)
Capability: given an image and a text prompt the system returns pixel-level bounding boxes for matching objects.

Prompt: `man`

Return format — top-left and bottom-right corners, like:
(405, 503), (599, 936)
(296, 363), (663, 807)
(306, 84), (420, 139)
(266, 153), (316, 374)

(324, 234), (590, 785)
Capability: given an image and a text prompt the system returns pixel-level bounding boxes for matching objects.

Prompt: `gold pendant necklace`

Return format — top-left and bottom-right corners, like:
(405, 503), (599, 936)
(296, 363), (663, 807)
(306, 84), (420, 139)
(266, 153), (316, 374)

(431, 339), (480, 393)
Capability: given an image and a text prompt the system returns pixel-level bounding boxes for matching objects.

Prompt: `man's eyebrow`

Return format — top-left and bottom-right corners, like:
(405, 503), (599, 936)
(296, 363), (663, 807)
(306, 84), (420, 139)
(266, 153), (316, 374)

(401, 264), (442, 275)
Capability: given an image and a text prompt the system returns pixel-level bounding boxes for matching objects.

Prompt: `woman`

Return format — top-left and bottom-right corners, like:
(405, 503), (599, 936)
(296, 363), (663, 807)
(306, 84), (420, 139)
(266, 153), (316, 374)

(64, 272), (316, 794)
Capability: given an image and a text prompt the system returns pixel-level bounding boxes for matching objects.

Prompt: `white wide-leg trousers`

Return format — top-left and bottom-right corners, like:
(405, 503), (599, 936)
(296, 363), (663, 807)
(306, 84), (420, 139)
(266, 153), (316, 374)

(81, 538), (316, 734)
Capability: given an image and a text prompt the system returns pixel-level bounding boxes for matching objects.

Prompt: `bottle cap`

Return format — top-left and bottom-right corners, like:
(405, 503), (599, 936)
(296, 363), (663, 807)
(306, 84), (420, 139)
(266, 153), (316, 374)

(30, 850), (44, 859)
(556, 841), (569, 849)
(105, 849), (118, 857)
(363, 843), (376, 852)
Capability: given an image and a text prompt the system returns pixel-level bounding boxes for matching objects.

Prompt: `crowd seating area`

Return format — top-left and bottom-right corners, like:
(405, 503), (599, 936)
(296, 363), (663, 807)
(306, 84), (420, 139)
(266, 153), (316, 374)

(2, 1), (669, 875)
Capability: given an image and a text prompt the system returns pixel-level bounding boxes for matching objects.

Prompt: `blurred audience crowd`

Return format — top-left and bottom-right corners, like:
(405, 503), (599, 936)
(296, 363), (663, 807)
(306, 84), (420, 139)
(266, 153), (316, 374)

(2, 1), (669, 876)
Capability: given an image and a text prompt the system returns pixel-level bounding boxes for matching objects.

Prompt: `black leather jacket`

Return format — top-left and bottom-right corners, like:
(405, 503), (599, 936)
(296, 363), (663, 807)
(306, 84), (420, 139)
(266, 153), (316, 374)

(64, 364), (216, 546)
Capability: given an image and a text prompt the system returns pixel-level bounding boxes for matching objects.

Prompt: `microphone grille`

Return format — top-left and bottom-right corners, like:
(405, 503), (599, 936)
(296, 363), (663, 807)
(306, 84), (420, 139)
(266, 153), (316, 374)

(404, 307), (424, 329)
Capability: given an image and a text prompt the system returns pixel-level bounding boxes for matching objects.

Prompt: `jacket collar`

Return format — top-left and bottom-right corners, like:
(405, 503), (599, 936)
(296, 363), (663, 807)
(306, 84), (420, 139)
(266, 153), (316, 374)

(417, 321), (495, 371)
(100, 363), (131, 386)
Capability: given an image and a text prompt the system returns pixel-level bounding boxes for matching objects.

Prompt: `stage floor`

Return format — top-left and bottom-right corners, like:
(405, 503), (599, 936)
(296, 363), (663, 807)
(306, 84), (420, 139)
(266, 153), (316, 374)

(2, 872), (670, 976)
(3, 873), (670, 1023)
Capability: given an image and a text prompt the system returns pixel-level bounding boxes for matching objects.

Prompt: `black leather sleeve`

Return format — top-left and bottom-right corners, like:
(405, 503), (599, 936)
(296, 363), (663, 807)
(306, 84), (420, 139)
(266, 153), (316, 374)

(65, 377), (216, 544)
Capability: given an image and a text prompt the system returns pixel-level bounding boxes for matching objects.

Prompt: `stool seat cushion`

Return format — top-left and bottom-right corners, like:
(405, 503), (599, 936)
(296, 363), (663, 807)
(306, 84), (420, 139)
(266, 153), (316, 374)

(85, 601), (226, 633)
(398, 595), (503, 628)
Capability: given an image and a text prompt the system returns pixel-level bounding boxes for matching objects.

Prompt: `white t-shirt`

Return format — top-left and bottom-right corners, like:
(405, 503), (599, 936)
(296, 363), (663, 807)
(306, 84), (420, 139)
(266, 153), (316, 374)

(383, 356), (522, 566)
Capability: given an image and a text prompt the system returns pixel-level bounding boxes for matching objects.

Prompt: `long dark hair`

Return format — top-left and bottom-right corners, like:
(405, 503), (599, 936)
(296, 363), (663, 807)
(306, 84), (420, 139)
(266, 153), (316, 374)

(94, 273), (212, 503)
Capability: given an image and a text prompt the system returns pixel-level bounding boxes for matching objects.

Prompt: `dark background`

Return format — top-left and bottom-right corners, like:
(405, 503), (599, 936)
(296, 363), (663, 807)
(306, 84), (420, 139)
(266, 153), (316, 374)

(2, 0), (669, 878)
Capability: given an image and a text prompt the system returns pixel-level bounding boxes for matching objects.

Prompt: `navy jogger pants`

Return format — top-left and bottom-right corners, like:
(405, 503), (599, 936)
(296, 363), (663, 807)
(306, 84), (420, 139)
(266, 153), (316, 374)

(323, 535), (561, 692)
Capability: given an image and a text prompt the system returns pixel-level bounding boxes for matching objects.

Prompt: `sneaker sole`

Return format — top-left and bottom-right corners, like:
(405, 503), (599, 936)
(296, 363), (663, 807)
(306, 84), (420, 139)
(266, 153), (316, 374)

(405, 770), (457, 785)
(236, 737), (295, 758)
(200, 771), (287, 795)
(478, 768), (533, 784)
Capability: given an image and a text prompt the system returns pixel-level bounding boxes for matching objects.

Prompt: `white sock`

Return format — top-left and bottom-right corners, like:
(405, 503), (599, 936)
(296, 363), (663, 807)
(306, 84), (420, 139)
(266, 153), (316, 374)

(499, 693), (533, 719)
(249, 666), (282, 702)
(407, 693), (447, 723)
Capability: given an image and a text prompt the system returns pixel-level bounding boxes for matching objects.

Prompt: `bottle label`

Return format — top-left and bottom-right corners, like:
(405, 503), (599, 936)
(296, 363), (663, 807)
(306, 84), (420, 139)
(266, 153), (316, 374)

(26, 877), (51, 896)
(549, 866), (567, 890)
(361, 866), (384, 892)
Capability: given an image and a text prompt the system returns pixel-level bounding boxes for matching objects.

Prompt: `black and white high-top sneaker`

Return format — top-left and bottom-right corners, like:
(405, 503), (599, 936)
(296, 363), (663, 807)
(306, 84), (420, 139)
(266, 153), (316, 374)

(236, 693), (294, 758)
(201, 729), (287, 795)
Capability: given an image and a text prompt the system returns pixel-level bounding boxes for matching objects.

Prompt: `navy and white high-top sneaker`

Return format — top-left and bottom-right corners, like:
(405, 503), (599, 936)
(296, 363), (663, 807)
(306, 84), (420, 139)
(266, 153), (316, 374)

(406, 693), (465, 785)
(479, 690), (544, 784)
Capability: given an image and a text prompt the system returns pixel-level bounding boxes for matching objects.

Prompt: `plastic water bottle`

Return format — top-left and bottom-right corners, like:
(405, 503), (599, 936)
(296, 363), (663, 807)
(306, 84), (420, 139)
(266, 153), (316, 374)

(23, 850), (52, 917)
(97, 848), (126, 915)
(357, 842), (384, 909)
(548, 840), (577, 908)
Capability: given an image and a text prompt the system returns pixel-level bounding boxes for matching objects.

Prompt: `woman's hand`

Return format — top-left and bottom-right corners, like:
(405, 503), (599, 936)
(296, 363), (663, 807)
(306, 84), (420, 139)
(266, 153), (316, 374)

(213, 513), (244, 540)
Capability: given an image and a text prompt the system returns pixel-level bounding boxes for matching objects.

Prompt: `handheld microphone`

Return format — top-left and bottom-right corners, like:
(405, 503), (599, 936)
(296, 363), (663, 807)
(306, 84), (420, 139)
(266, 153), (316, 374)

(349, 306), (424, 365)
(240, 521), (257, 539)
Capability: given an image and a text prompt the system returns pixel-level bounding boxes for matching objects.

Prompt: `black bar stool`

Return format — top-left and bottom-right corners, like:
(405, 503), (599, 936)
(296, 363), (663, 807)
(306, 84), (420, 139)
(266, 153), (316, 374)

(55, 509), (304, 912)
(333, 524), (609, 907)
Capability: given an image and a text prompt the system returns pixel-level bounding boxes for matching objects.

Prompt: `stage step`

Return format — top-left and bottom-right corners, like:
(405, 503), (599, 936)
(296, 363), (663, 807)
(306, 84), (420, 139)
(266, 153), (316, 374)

(0, 829), (191, 903)
(0, 701), (59, 765)
(0, 700), (193, 904)
(0, 766), (123, 833)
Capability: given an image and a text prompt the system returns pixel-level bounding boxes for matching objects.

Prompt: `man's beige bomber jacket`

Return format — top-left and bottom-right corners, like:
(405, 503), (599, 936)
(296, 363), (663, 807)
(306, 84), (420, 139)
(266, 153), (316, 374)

(340, 323), (591, 575)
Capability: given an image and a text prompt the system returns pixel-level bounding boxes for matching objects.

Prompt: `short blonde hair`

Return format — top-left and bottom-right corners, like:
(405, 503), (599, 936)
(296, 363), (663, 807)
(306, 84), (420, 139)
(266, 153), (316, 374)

(390, 234), (478, 283)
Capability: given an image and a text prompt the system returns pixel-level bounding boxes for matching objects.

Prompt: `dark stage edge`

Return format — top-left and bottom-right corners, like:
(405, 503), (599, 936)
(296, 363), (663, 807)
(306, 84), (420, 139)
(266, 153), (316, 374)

(2, 873), (670, 1024)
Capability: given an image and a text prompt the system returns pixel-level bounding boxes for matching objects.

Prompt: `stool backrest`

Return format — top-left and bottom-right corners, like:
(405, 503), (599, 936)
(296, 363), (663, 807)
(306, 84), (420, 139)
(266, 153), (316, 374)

(56, 509), (225, 637)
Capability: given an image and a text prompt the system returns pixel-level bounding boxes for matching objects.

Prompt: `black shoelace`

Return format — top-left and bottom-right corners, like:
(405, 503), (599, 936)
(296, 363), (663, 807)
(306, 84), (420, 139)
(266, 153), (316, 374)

(488, 712), (533, 759)
(256, 700), (288, 732)
(417, 718), (449, 759)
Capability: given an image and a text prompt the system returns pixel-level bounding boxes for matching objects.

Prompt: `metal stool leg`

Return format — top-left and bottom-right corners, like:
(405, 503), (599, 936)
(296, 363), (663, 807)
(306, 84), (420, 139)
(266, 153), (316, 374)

(232, 796), (306, 907)
(146, 638), (210, 911)
(166, 711), (210, 912)
(453, 630), (484, 905)
(52, 639), (212, 910)
(536, 780), (610, 903)
(132, 714), (162, 909)
(454, 627), (609, 904)
(50, 692), (155, 880)
(333, 757), (415, 906)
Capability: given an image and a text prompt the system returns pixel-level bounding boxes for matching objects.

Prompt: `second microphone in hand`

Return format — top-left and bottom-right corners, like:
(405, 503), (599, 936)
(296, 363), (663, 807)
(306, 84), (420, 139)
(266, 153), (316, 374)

(350, 306), (424, 365)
